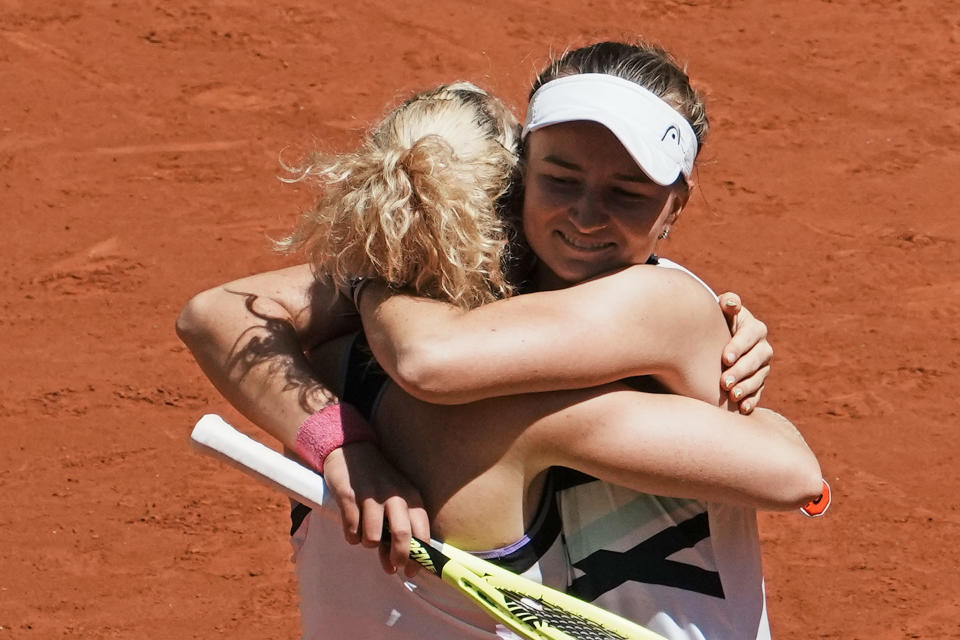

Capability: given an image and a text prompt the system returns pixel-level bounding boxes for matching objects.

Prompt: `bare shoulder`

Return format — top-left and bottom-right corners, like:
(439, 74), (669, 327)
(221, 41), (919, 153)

(590, 263), (721, 318)
(598, 264), (728, 401)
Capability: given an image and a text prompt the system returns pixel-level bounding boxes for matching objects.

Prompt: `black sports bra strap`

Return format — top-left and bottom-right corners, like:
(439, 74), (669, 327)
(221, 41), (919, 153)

(343, 332), (389, 421)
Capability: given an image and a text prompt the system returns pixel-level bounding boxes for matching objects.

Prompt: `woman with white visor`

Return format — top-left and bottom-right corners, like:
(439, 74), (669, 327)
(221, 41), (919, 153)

(346, 40), (829, 640)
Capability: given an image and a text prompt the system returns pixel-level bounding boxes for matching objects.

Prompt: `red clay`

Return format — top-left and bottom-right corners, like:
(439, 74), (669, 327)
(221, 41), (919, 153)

(2, 2), (958, 638)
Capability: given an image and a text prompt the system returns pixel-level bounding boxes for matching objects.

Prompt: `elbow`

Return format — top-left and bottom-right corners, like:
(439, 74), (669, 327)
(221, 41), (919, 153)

(746, 409), (825, 511)
(765, 454), (825, 511)
(793, 457), (828, 510)
(391, 343), (465, 404)
(175, 288), (218, 349)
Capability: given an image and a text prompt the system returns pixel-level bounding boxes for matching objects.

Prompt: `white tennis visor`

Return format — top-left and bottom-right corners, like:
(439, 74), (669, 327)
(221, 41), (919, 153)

(522, 73), (698, 186)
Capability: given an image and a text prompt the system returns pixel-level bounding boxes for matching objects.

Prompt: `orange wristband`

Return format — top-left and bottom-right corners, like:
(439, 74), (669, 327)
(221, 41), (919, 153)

(800, 479), (832, 517)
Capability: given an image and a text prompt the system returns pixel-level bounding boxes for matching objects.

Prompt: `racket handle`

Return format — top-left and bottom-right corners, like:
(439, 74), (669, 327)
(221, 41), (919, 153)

(190, 414), (336, 521)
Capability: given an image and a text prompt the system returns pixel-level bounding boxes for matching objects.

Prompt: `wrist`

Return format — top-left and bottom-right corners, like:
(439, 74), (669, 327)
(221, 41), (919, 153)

(349, 277), (374, 308)
(294, 403), (378, 473)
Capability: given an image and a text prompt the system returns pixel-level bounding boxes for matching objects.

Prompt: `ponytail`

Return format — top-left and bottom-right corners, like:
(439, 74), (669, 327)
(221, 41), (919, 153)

(277, 83), (519, 309)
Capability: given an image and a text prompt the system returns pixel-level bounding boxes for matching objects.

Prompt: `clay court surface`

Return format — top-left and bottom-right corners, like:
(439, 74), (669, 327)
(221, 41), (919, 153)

(2, 1), (958, 637)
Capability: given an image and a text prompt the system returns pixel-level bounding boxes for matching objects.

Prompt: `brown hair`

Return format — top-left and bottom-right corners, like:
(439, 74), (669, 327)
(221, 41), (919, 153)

(531, 41), (709, 155)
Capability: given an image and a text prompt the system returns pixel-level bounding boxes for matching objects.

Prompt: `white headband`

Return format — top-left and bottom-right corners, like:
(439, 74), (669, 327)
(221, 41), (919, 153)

(523, 74), (698, 186)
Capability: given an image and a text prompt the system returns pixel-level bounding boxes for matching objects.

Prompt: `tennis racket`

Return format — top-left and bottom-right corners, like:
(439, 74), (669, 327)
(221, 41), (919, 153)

(190, 413), (669, 640)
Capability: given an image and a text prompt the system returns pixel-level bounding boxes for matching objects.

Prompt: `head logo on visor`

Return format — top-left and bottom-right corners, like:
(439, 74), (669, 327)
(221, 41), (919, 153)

(523, 74), (698, 186)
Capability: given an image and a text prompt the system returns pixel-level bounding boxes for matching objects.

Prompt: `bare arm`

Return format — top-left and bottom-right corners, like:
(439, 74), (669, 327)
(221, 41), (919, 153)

(360, 264), (728, 405)
(176, 264), (431, 572)
(175, 264), (355, 447)
(521, 387), (823, 510)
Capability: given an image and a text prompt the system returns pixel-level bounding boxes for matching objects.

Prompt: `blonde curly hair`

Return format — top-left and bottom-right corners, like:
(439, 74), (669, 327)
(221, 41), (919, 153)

(277, 82), (521, 309)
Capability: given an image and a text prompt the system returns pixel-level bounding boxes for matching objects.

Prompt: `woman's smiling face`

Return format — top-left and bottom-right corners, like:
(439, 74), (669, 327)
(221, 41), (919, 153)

(521, 121), (686, 289)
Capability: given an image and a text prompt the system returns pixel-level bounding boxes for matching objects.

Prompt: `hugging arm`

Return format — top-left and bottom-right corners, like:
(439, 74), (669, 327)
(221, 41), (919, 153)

(176, 264), (430, 572)
(360, 265), (753, 406)
(175, 264), (348, 445)
(523, 386), (822, 510)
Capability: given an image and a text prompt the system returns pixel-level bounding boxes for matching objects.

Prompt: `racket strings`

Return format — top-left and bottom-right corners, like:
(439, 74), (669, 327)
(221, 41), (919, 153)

(501, 589), (628, 640)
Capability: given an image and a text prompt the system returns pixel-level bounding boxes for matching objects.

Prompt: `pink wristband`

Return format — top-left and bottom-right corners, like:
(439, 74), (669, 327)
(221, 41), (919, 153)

(294, 403), (378, 473)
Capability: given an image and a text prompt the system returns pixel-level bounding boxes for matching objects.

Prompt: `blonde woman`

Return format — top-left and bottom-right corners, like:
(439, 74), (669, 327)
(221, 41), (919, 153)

(179, 55), (819, 640)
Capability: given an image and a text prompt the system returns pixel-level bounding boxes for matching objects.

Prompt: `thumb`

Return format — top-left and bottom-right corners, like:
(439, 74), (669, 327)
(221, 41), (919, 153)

(718, 292), (742, 318)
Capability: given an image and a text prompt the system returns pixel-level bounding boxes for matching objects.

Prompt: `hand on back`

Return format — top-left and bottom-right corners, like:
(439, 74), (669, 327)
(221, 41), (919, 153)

(718, 292), (773, 414)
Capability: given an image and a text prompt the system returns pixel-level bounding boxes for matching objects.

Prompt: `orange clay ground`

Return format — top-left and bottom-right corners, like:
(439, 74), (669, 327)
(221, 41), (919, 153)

(2, 1), (958, 638)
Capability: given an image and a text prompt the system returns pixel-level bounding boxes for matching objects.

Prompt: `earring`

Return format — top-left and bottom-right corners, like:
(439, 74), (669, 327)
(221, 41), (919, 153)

(659, 228), (670, 240)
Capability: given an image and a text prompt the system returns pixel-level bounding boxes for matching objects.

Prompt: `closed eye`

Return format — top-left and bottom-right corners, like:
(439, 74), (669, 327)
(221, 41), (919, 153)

(612, 188), (648, 200)
(538, 174), (582, 194)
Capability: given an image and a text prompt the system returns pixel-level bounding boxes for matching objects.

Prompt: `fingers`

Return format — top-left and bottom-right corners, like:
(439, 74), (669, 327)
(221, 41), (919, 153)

(382, 496), (429, 577)
(735, 385), (764, 414)
(403, 505), (430, 578)
(322, 449), (363, 545)
(378, 542), (395, 574)
(724, 355), (771, 393)
(339, 495), (362, 545)
(722, 319), (769, 369)
(719, 297), (773, 414)
(718, 292), (742, 321)
(383, 497), (414, 575)
(365, 501), (429, 578)
(722, 341), (773, 392)
(359, 497), (387, 549)
(361, 494), (428, 576)
(408, 504), (430, 542)
(325, 442), (427, 575)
